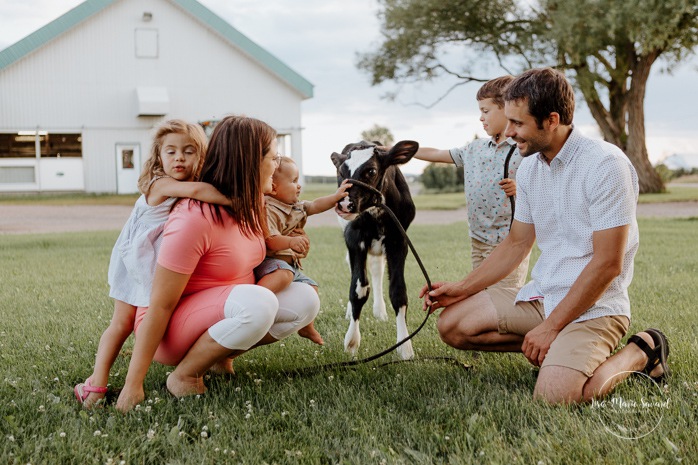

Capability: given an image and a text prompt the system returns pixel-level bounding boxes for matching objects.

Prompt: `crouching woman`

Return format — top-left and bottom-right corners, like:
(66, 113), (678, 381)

(116, 115), (319, 412)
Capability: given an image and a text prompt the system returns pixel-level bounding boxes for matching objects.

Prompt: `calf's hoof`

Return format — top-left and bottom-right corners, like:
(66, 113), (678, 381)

(397, 340), (414, 360)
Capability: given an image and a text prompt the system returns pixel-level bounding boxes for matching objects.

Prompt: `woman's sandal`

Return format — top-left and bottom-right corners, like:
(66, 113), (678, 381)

(627, 328), (670, 383)
(74, 377), (108, 406)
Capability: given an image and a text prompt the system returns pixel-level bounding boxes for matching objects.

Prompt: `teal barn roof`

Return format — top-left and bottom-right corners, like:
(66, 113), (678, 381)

(0, 0), (313, 99)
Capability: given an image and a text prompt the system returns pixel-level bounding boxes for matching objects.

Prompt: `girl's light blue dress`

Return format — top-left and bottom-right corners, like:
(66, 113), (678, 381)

(107, 195), (176, 307)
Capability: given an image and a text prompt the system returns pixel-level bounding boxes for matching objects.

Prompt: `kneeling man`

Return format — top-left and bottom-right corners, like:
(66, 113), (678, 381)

(421, 67), (669, 404)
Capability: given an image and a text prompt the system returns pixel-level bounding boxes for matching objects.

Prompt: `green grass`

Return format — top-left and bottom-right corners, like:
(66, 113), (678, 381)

(0, 192), (140, 206)
(1, 219), (697, 463)
(637, 185), (698, 203)
(1, 182), (696, 209)
(412, 192), (467, 210)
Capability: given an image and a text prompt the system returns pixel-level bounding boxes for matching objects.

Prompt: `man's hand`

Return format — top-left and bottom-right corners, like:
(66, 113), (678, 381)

(521, 321), (560, 367)
(419, 281), (469, 313)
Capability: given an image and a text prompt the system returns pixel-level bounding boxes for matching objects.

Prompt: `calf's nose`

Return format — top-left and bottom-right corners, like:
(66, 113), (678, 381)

(338, 196), (354, 213)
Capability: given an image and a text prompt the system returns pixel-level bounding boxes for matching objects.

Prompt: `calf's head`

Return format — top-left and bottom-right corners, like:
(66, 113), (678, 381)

(331, 140), (418, 219)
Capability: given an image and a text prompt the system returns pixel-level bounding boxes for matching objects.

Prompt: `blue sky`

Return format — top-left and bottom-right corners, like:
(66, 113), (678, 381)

(1, 0), (696, 175)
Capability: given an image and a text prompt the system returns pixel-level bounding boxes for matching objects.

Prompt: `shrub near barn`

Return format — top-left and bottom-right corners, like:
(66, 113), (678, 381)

(421, 163), (464, 192)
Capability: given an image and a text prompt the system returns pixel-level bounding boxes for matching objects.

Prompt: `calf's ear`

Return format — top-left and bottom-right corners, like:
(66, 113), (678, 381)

(386, 140), (419, 165)
(331, 152), (347, 169)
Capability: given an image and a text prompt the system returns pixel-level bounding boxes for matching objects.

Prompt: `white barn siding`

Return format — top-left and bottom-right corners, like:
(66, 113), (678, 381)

(0, 4), (131, 127)
(0, 0), (311, 193)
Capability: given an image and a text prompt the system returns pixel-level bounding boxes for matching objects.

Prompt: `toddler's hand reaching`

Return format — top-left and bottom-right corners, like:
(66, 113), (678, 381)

(335, 180), (352, 200)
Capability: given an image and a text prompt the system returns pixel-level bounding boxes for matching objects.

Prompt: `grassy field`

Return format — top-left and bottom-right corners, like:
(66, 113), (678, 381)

(1, 218), (696, 463)
(308, 183), (698, 208)
(1, 182), (697, 209)
(637, 185), (698, 204)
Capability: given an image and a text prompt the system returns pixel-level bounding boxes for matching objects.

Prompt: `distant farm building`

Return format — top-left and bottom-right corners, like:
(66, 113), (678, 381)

(0, 0), (312, 193)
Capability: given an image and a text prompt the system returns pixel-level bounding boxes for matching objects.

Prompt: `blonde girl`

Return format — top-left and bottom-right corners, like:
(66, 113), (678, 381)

(75, 119), (229, 408)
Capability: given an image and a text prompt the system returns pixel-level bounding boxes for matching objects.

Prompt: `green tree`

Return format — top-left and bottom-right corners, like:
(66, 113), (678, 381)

(361, 124), (395, 146)
(421, 163), (463, 191)
(358, 0), (698, 193)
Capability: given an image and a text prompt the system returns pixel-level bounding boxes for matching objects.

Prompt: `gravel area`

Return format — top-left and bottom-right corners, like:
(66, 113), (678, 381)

(1, 202), (697, 235)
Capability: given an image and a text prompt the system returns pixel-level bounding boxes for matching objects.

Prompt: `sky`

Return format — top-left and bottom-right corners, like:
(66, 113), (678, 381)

(1, 0), (697, 176)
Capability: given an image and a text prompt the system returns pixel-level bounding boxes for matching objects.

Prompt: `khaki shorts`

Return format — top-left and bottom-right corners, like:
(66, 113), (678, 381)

(486, 287), (630, 377)
(471, 237), (530, 289)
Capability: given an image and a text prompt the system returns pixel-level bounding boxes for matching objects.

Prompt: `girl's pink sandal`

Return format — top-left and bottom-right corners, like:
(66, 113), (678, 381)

(74, 377), (108, 405)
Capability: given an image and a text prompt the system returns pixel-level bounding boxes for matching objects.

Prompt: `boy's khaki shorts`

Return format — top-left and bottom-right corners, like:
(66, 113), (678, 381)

(486, 287), (630, 377)
(471, 238), (530, 289)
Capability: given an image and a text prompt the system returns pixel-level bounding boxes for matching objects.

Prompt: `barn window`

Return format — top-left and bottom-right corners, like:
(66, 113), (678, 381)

(0, 132), (82, 158)
(135, 28), (158, 58)
(0, 132), (42, 158)
(277, 134), (291, 156)
(0, 166), (35, 183)
(41, 134), (82, 158)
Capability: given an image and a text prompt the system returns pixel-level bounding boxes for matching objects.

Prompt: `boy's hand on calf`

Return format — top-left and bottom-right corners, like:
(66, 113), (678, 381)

(499, 178), (516, 196)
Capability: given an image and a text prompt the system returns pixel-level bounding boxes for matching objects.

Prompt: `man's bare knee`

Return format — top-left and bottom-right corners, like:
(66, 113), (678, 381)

(436, 313), (477, 348)
(436, 299), (492, 349)
(534, 366), (586, 404)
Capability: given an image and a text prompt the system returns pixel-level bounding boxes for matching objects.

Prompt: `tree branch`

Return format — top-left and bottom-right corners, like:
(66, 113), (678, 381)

(390, 80), (473, 109)
(430, 63), (491, 82)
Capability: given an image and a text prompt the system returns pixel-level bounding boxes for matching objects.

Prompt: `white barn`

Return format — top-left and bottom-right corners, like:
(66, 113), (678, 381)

(0, 0), (313, 194)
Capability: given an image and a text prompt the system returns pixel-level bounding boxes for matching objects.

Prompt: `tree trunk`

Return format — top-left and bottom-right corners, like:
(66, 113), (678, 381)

(578, 57), (665, 194)
(573, 46), (664, 194)
(626, 52), (665, 194)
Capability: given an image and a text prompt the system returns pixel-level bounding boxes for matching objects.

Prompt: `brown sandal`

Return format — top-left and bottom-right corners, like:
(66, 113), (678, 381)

(627, 328), (670, 383)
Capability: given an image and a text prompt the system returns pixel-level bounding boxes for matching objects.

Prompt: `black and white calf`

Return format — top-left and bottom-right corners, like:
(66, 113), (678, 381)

(331, 140), (418, 360)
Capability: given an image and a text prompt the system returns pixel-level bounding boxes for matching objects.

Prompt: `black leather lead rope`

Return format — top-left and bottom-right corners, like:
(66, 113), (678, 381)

(284, 179), (470, 376)
(503, 145), (517, 228)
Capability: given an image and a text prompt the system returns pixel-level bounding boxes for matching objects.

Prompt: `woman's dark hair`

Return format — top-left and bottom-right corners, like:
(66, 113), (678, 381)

(504, 68), (575, 128)
(199, 115), (275, 237)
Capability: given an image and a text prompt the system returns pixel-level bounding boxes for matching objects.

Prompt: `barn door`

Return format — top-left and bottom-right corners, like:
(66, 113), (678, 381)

(115, 143), (141, 194)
